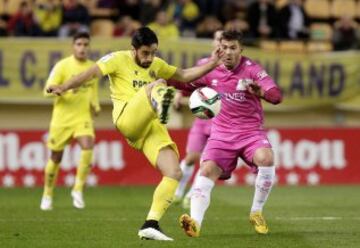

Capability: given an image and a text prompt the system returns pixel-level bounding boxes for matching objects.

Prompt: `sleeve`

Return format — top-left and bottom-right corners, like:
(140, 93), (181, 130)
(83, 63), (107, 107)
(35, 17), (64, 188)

(251, 63), (282, 104)
(96, 52), (118, 76)
(250, 63), (278, 92)
(43, 62), (63, 97)
(90, 78), (101, 113)
(156, 58), (177, 80)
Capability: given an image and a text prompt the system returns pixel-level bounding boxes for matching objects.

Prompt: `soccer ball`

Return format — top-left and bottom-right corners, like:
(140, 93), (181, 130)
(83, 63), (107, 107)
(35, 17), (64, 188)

(189, 87), (221, 119)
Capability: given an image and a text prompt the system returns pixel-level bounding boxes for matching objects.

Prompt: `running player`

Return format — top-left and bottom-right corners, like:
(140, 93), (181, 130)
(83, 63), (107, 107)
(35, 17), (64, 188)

(179, 30), (282, 237)
(173, 30), (223, 209)
(46, 27), (223, 241)
(40, 32), (100, 211)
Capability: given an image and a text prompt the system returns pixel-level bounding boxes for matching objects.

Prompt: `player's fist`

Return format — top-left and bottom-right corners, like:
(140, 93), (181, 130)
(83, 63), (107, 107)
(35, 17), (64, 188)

(246, 81), (264, 98)
(47, 85), (66, 96)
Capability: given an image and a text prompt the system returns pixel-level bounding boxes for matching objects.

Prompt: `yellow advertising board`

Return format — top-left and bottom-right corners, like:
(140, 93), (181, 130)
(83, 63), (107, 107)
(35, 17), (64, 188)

(0, 38), (359, 110)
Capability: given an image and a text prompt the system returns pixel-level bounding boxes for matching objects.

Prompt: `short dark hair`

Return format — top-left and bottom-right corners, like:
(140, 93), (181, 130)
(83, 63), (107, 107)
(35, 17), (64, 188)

(73, 32), (90, 42)
(221, 30), (243, 44)
(131, 27), (158, 49)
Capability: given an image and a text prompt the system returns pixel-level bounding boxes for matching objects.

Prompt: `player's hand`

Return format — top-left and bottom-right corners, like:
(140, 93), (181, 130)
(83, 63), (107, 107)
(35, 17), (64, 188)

(210, 47), (224, 66)
(246, 81), (264, 98)
(46, 85), (66, 96)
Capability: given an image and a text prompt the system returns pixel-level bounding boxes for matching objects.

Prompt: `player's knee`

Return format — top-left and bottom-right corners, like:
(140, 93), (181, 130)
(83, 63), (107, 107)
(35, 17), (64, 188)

(167, 167), (182, 181)
(199, 163), (221, 180)
(254, 155), (273, 167)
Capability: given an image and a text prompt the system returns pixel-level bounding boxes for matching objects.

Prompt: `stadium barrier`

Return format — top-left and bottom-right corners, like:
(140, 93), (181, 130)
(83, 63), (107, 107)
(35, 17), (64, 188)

(0, 38), (359, 110)
(0, 128), (359, 187)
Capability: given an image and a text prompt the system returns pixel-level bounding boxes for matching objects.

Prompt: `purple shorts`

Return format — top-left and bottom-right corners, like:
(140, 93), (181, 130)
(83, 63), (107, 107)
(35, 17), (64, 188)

(201, 131), (271, 180)
(186, 119), (211, 153)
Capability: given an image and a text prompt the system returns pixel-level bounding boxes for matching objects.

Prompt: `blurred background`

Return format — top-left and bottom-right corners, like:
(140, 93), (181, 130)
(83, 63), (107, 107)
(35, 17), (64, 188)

(0, 0), (360, 188)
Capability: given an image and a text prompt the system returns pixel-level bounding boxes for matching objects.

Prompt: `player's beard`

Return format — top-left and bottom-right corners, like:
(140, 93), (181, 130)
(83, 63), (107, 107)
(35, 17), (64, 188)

(135, 55), (152, 68)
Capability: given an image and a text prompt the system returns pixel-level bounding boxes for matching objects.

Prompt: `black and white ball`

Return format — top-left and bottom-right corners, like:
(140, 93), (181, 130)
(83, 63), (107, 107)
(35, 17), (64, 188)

(189, 87), (221, 119)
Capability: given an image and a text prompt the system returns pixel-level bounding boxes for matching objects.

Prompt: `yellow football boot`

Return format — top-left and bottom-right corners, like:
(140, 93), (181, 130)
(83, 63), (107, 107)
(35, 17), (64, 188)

(249, 211), (269, 234)
(179, 214), (200, 237)
(151, 84), (175, 124)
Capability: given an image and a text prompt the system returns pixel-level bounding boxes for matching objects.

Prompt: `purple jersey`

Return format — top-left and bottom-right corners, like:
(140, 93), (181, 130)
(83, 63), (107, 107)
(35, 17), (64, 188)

(185, 57), (212, 153)
(199, 56), (277, 143)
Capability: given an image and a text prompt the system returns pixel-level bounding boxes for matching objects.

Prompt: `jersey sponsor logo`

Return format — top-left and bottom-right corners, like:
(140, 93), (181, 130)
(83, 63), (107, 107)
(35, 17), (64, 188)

(256, 70), (268, 80)
(221, 92), (246, 102)
(133, 80), (150, 88)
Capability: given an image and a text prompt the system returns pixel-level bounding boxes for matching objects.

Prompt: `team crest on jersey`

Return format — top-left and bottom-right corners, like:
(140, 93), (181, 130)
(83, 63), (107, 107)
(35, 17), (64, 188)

(149, 70), (156, 79)
(236, 79), (253, 91)
(211, 79), (218, 86)
(134, 70), (138, 75)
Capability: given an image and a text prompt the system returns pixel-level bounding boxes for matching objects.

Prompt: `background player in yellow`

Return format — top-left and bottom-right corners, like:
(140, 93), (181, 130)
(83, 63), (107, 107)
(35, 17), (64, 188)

(40, 32), (100, 211)
(47, 27), (222, 241)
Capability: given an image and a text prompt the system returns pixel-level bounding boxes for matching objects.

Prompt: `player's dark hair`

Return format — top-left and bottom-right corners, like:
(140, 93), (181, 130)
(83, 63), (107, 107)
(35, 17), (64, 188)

(131, 27), (158, 49)
(221, 30), (243, 44)
(73, 32), (90, 42)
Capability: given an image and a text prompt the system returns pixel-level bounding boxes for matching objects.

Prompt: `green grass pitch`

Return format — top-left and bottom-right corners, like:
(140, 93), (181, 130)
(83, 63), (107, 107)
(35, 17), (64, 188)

(1, 186), (359, 248)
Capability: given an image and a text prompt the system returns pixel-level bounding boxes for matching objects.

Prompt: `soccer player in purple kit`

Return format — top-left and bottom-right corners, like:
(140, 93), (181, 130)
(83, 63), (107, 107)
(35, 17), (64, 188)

(178, 30), (283, 237)
(173, 30), (223, 209)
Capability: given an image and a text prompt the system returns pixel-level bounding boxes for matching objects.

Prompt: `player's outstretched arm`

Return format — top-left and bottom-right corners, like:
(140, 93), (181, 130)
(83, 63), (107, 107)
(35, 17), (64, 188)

(47, 64), (103, 96)
(170, 48), (223, 83)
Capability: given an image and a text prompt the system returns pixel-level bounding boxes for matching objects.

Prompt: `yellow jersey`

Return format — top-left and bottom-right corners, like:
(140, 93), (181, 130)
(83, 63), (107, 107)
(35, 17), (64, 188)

(45, 55), (100, 127)
(96, 50), (177, 119)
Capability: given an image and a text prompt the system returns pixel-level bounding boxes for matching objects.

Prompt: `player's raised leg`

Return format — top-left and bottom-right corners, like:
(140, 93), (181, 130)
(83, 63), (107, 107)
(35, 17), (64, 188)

(116, 79), (174, 142)
(71, 135), (94, 209)
(40, 151), (62, 211)
(249, 147), (275, 234)
(138, 146), (182, 241)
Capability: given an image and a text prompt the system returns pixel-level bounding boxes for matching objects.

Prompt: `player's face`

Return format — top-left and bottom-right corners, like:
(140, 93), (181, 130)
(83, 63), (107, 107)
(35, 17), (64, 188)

(133, 44), (158, 68)
(220, 39), (243, 70)
(73, 38), (90, 61)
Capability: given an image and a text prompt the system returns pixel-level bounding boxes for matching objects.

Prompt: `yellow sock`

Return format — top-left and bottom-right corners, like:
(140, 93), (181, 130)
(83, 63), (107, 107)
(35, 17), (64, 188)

(73, 149), (93, 192)
(43, 160), (60, 197)
(146, 176), (179, 221)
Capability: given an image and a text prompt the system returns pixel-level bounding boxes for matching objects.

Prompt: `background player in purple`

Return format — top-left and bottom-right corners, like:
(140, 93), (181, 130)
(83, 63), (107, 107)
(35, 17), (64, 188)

(173, 30), (223, 209)
(179, 30), (283, 237)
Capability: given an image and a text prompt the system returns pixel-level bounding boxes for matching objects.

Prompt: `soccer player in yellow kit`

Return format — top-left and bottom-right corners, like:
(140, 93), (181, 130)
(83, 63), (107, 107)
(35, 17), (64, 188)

(47, 27), (222, 241)
(40, 32), (100, 211)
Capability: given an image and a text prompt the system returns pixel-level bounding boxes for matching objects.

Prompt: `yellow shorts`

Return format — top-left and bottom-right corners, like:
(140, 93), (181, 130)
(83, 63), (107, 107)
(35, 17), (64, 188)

(114, 88), (179, 166)
(47, 121), (95, 151)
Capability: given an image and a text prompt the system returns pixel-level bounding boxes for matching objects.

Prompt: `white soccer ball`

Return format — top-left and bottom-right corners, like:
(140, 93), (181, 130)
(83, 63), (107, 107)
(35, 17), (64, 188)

(189, 87), (221, 119)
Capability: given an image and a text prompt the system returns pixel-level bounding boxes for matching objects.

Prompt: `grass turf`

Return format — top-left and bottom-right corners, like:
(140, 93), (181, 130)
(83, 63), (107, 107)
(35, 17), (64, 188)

(1, 186), (359, 248)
